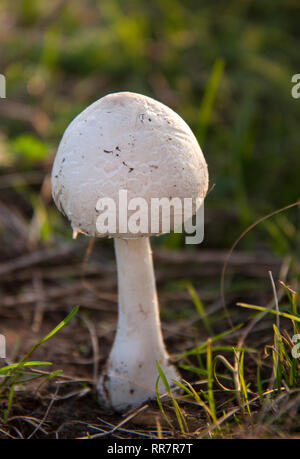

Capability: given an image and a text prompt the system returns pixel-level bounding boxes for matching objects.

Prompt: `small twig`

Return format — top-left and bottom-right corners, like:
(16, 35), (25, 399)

(27, 386), (59, 439)
(0, 246), (74, 276)
(78, 404), (150, 439)
(81, 315), (100, 387)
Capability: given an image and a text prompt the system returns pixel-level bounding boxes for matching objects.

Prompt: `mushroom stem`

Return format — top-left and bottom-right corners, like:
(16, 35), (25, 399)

(114, 237), (165, 349)
(98, 237), (179, 412)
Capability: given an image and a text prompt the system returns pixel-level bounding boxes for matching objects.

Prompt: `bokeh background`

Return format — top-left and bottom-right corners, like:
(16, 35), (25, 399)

(1, 0), (300, 255)
(0, 0), (300, 439)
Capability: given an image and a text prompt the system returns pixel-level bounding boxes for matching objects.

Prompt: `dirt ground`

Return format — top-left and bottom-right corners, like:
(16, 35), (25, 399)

(0, 234), (285, 439)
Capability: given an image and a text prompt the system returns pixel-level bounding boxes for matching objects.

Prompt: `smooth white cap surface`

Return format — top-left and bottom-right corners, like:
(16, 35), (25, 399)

(51, 91), (208, 237)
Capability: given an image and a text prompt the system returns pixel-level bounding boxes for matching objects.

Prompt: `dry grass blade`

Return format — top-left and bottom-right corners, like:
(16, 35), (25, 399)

(77, 404), (149, 439)
(81, 315), (100, 387)
(27, 386), (59, 439)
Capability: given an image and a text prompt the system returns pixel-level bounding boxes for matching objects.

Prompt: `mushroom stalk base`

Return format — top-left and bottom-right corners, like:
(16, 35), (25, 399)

(98, 237), (179, 412)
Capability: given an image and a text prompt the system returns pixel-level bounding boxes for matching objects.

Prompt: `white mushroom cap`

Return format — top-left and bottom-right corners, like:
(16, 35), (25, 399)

(51, 91), (208, 238)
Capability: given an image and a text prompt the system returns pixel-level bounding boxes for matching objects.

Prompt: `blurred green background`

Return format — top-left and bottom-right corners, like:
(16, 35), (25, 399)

(0, 0), (299, 257)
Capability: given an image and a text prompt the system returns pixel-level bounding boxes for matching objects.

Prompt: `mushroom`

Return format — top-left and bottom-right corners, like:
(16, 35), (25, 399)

(51, 91), (208, 412)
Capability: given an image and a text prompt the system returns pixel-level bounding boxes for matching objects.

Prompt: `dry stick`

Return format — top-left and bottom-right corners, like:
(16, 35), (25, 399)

(54, 420), (92, 439)
(47, 387), (90, 401)
(1, 263), (270, 310)
(220, 199), (300, 328)
(78, 404), (150, 439)
(0, 428), (17, 439)
(28, 367), (93, 384)
(81, 315), (100, 388)
(80, 237), (107, 299)
(81, 237), (96, 276)
(8, 416), (49, 436)
(27, 386), (59, 439)
(155, 249), (281, 268)
(85, 387), (183, 439)
(78, 239), (118, 303)
(1, 281), (117, 309)
(88, 417), (158, 439)
(0, 246), (74, 277)
(10, 425), (24, 439)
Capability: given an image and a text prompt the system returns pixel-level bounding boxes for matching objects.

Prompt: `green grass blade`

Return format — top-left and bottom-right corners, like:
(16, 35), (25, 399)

(237, 303), (300, 322)
(197, 58), (225, 144)
(206, 339), (217, 423)
(156, 362), (187, 434)
(178, 323), (243, 358)
(35, 369), (63, 394)
(238, 350), (251, 416)
(0, 361), (52, 373)
(155, 375), (173, 430)
(186, 282), (213, 334)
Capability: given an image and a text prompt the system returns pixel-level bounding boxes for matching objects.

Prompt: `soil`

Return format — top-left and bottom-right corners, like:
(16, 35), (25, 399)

(0, 239), (281, 438)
